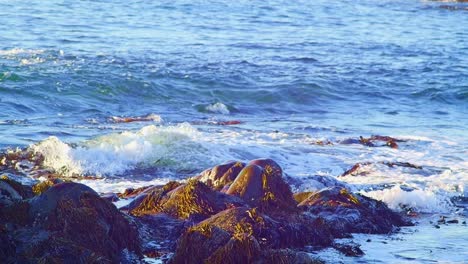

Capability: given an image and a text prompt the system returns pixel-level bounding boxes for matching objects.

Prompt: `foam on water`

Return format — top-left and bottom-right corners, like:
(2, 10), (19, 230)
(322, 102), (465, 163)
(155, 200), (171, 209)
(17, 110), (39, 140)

(0, 48), (45, 56)
(28, 122), (466, 215)
(76, 177), (174, 194)
(361, 185), (451, 213)
(31, 123), (236, 177)
(204, 102), (230, 114)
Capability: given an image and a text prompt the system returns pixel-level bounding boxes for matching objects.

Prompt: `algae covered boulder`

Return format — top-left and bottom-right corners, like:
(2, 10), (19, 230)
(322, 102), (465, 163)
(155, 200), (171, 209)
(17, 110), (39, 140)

(298, 186), (411, 234)
(170, 225), (232, 264)
(170, 219), (264, 264)
(2, 182), (142, 263)
(130, 179), (245, 220)
(196, 161), (246, 190)
(170, 210), (325, 264)
(226, 159), (297, 212)
(196, 206), (333, 249)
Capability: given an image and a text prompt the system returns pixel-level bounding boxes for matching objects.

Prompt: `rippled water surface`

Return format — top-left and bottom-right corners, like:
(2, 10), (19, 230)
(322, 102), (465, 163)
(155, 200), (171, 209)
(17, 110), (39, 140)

(1, 0), (467, 262)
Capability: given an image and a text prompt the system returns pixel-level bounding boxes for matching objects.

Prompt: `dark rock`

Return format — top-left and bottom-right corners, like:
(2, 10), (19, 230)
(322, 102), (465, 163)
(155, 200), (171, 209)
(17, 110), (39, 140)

(206, 235), (262, 264)
(437, 216), (446, 224)
(339, 135), (404, 149)
(226, 159), (297, 212)
(333, 242), (364, 257)
(136, 214), (187, 252)
(171, 211), (328, 264)
(118, 185), (156, 199)
(6, 182), (142, 262)
(195, 206), (334, 249)
(255, 249), (323, 264)
(0, 175), (33, 203)
(170, 225), (232, 263)
(298, 187), (412, 235)
(446, 219), (459, 224)
(0, 227), (16, 262)
(101, 192), (120, 202)
(196, 161), (246, 190)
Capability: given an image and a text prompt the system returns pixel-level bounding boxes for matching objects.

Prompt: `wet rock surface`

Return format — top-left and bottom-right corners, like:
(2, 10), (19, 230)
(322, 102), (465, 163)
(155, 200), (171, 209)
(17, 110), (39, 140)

(0, 159), (413, 263)
(0, 179), (141, 263)
(298, 187), (412, 235)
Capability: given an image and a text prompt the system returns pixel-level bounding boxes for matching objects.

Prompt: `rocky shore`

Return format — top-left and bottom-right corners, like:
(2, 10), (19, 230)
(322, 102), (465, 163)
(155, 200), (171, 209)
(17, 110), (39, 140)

(0, 157), (413, 263)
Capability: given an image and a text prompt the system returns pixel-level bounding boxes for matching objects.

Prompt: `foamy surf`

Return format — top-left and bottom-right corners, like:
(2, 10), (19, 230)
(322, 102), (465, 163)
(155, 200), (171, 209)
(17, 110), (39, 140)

(23, 122), (466, 216)
(202, 102), (231, 114)
(30, 123), (236, 177)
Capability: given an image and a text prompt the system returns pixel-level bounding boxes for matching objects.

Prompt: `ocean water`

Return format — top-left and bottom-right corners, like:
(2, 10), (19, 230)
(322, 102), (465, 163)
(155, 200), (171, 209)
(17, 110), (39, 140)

(1, 0), (467, 262)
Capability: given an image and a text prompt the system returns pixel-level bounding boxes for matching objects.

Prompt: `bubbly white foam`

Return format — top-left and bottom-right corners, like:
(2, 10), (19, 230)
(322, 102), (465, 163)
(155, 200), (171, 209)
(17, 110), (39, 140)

(0, 48), (44, 56)
(77, 177), (174, 194)
(205, 102), (230, 114)
(31, 123), (236, 177)
(27, 122), (467, 215)
(361, 185), (451, 213)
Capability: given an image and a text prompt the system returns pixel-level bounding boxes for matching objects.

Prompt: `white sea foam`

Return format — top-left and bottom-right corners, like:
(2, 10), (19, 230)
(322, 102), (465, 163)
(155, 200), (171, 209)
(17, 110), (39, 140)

(0, 48), (44, 56)
(361, 185), (451, 213)
(28, 123), (467, 215)
(205, 102), (230, 114)
(20, 57), (46, 65)
(77, 177), (174, 194)
(31, 123), (236, 177)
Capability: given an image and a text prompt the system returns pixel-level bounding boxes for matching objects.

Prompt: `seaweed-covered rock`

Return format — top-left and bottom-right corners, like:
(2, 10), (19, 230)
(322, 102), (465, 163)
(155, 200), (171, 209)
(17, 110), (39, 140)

(197, 206), (333, 249)
(298, 186), (411, 234)
(196, 161), (246, 190)
(226, 159), (297, 212)
(170, 225), (232, 264)
(3, 182), (142, 263)
(130, 179), (244, 220)
(170, 209), (329, 264)
(126, 181), (182, 214)
(170, 221), (263, 264)
(31, 178), (63, 196)
(255, 249), (323, 264)
(206, 235), (262, 264)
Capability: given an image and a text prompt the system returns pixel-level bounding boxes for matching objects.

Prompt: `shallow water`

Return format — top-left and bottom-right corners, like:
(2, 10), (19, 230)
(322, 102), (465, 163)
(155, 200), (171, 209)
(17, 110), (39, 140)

(1, 0), (467, 262)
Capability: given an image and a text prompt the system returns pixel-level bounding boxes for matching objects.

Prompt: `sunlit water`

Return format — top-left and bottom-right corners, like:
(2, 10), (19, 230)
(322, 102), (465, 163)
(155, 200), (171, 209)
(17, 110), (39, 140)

(1, 0), (467, 262)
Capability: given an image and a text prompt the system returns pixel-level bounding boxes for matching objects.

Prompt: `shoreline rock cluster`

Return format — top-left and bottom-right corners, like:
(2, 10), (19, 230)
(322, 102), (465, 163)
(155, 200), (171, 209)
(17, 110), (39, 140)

(1, 159), (412, 263)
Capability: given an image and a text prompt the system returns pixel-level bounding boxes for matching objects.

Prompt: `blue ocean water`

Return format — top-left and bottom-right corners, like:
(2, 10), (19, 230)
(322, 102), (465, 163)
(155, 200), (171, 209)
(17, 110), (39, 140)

(1, 0), (467, 262)
(1, 0), (467, 146)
